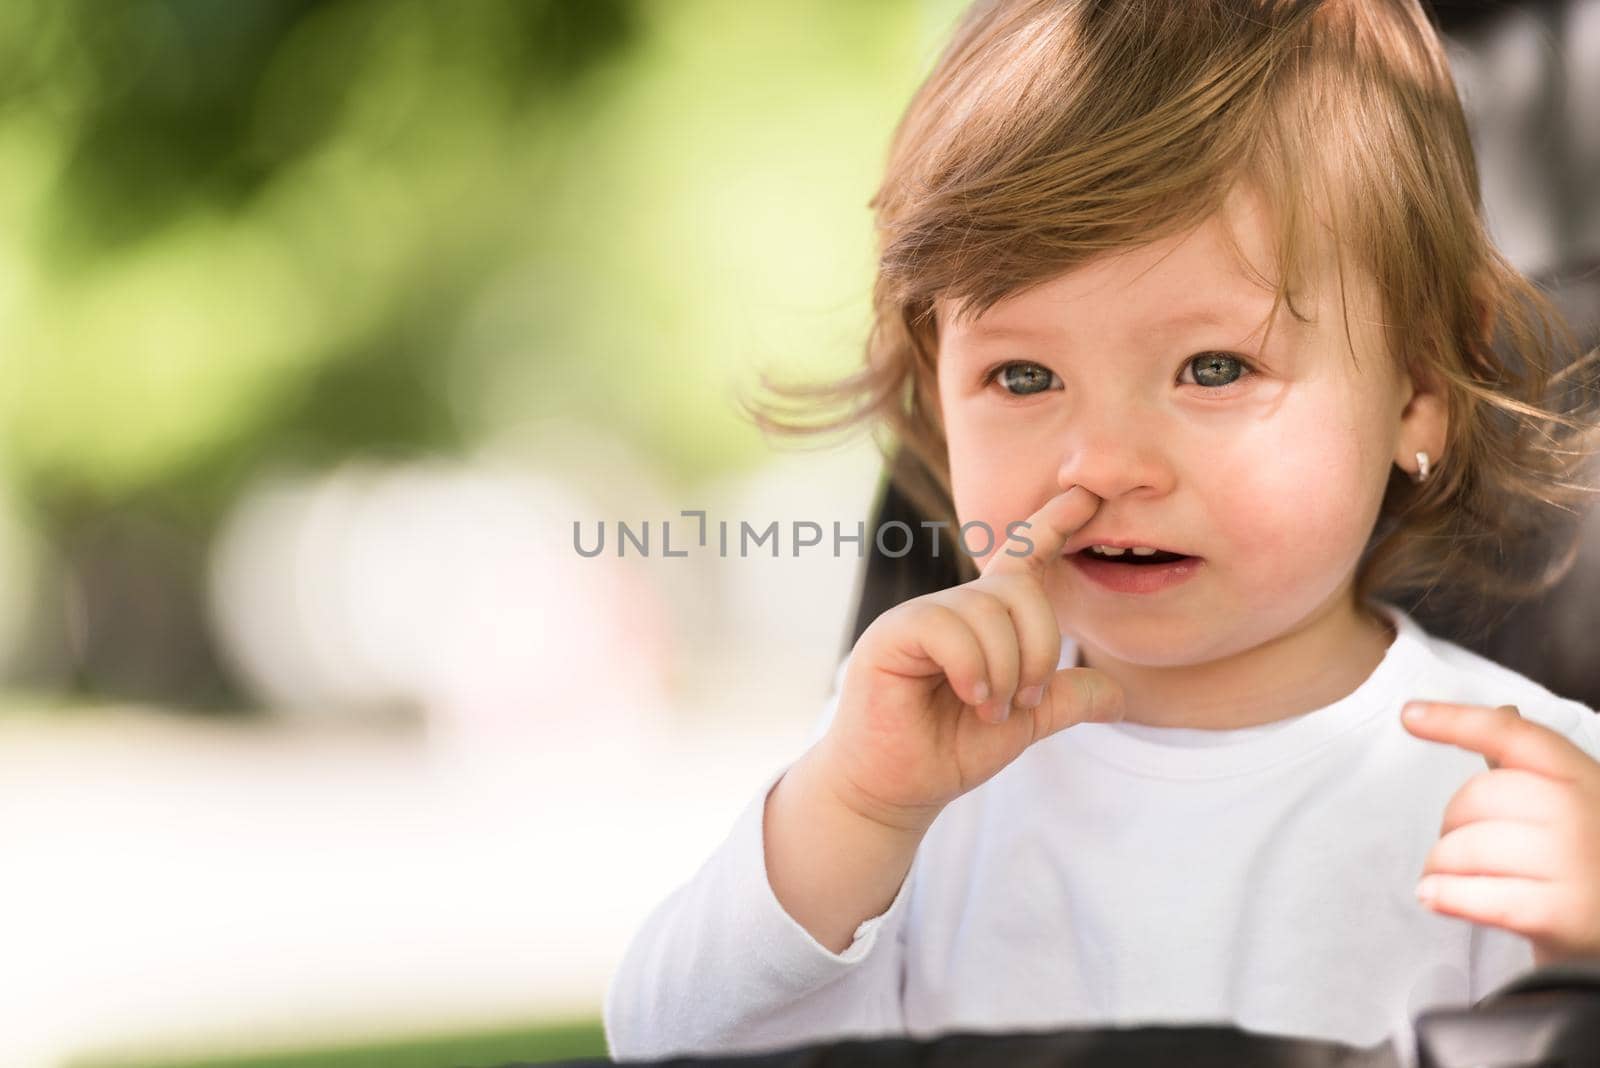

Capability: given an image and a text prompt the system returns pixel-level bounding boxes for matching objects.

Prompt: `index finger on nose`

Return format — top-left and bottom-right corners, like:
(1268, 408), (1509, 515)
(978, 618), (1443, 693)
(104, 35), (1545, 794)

(981, 486), (1102, 579)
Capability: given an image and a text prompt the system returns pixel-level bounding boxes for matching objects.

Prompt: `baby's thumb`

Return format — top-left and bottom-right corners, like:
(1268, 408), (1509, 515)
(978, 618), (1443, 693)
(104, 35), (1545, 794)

(1033, 667), (1125, 740)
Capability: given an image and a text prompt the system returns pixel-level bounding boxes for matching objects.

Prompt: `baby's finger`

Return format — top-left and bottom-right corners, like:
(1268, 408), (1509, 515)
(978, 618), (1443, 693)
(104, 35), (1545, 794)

(878, 602), (993, 709)
(1439, 768), (1571, 837)
(1403, 702), (1592, 783)
(939, 587), (1021, 722)
(975, 570), (1063, 712)
(982, 486), (1101, 581)
(1033, 666), (1125, 739)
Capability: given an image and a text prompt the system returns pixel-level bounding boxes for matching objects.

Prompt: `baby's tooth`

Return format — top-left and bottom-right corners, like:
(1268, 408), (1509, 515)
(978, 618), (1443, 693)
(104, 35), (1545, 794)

(1130, 546), (1157, 556)
(1093, 544), (1127, 556)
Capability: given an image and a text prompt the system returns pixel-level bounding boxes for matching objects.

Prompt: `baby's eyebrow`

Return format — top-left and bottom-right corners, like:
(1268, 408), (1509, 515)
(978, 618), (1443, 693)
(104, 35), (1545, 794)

(958, 305), (1256, 342)
(961, 322), (1044, 342)
(1159, 307), (1228, 329)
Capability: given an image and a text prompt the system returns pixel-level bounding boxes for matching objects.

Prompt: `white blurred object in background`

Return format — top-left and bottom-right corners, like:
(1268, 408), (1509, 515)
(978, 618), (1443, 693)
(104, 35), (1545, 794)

(0, 437), (886, 1067)
(208, 458), (670, 753)
(693, 440), (882, 725)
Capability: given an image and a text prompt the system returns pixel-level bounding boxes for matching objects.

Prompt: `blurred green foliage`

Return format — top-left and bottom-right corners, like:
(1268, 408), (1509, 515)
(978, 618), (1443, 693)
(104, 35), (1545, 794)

(0, 0), (946, 520)
(0, 0), (642, 521)
(0, 0), (960, 706)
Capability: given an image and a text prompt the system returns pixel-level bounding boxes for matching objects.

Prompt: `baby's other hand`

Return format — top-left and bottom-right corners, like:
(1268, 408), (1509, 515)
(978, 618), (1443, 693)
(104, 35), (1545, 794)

(1404, 700), (1600, 966)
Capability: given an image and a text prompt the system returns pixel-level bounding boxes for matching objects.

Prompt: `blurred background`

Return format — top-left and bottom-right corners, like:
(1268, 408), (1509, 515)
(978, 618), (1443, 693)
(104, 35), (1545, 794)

(0, 2), (1594, 1066)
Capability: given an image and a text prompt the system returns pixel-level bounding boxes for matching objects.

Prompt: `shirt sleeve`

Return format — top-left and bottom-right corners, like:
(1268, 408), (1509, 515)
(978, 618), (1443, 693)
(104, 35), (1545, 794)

(1560, 701), (1600, 763)
(602, 658), (914, 1062)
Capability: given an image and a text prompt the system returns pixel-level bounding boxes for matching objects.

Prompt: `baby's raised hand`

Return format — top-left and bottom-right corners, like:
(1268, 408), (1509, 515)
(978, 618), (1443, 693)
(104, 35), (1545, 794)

(814, 485), (1126, 838)
(1404, 701), (1600, 966)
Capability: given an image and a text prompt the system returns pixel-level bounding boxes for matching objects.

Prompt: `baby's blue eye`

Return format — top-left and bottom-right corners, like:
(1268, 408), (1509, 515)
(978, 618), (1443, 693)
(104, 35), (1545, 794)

(993, 362), (1057, 395)
(1183, 352), (1248, 388)
(986, 352), (1253, 397)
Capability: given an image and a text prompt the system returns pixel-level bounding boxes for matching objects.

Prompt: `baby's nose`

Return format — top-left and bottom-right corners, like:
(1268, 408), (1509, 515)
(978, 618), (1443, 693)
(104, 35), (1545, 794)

(1053, 416), (1175, 500)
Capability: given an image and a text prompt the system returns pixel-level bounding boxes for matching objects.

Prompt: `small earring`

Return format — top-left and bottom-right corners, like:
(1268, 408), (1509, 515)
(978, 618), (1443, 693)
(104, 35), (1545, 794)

(1413, 450), (1431, 484)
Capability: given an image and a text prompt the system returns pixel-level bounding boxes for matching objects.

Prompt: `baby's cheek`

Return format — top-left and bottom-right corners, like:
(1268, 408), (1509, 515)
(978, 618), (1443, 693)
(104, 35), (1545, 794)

(947, 455), (1046, 564)
(1213, 432), (1378, 586)
(945, 491), (1010, 570)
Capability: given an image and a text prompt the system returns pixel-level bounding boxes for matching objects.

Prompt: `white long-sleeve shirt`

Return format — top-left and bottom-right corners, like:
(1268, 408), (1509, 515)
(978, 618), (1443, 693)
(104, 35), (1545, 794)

(604, 600), (1600, 1063)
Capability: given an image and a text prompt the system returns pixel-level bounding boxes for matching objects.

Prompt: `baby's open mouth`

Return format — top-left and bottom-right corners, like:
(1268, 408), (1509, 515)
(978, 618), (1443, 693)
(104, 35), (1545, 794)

(1067, 545), (1203, 594)
(1076, 546), (1192, 565)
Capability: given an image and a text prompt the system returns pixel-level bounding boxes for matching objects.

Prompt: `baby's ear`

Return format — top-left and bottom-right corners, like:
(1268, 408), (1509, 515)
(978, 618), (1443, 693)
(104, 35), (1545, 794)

(1396, 356), (1449, 469)
(1406, 358), (1448, 401)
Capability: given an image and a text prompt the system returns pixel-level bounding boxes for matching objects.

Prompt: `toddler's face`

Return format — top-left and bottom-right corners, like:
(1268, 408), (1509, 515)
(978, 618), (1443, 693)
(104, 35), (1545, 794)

(935, 188), (1420, 668)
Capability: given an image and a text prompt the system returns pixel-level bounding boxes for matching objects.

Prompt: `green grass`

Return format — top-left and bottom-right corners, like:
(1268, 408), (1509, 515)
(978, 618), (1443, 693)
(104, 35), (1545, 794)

(71, 1016), (609, 1068)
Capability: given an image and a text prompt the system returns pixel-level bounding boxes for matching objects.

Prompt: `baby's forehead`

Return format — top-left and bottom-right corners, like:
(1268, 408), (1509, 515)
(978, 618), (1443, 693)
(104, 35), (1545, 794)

(935, 189), (1369, 347)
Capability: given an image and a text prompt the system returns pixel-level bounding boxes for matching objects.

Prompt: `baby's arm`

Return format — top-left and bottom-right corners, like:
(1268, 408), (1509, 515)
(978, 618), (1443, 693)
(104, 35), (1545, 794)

(606, 488), (1118, 1059)
(764, 744), (928, 952)
(601, 746), (917, 1062)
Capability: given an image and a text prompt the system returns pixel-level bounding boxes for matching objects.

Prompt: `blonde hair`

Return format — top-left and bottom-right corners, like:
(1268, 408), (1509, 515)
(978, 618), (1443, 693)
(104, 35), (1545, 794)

(744, 0), (1600, 639)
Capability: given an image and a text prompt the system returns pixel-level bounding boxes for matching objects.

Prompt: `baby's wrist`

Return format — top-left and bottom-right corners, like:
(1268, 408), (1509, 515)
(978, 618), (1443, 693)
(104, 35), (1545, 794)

(799, 743), (942, 840)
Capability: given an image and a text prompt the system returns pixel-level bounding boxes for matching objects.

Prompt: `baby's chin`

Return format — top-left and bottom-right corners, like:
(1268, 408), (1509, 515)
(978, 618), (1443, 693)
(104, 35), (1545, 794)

(1060, 615), (1256, 672)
